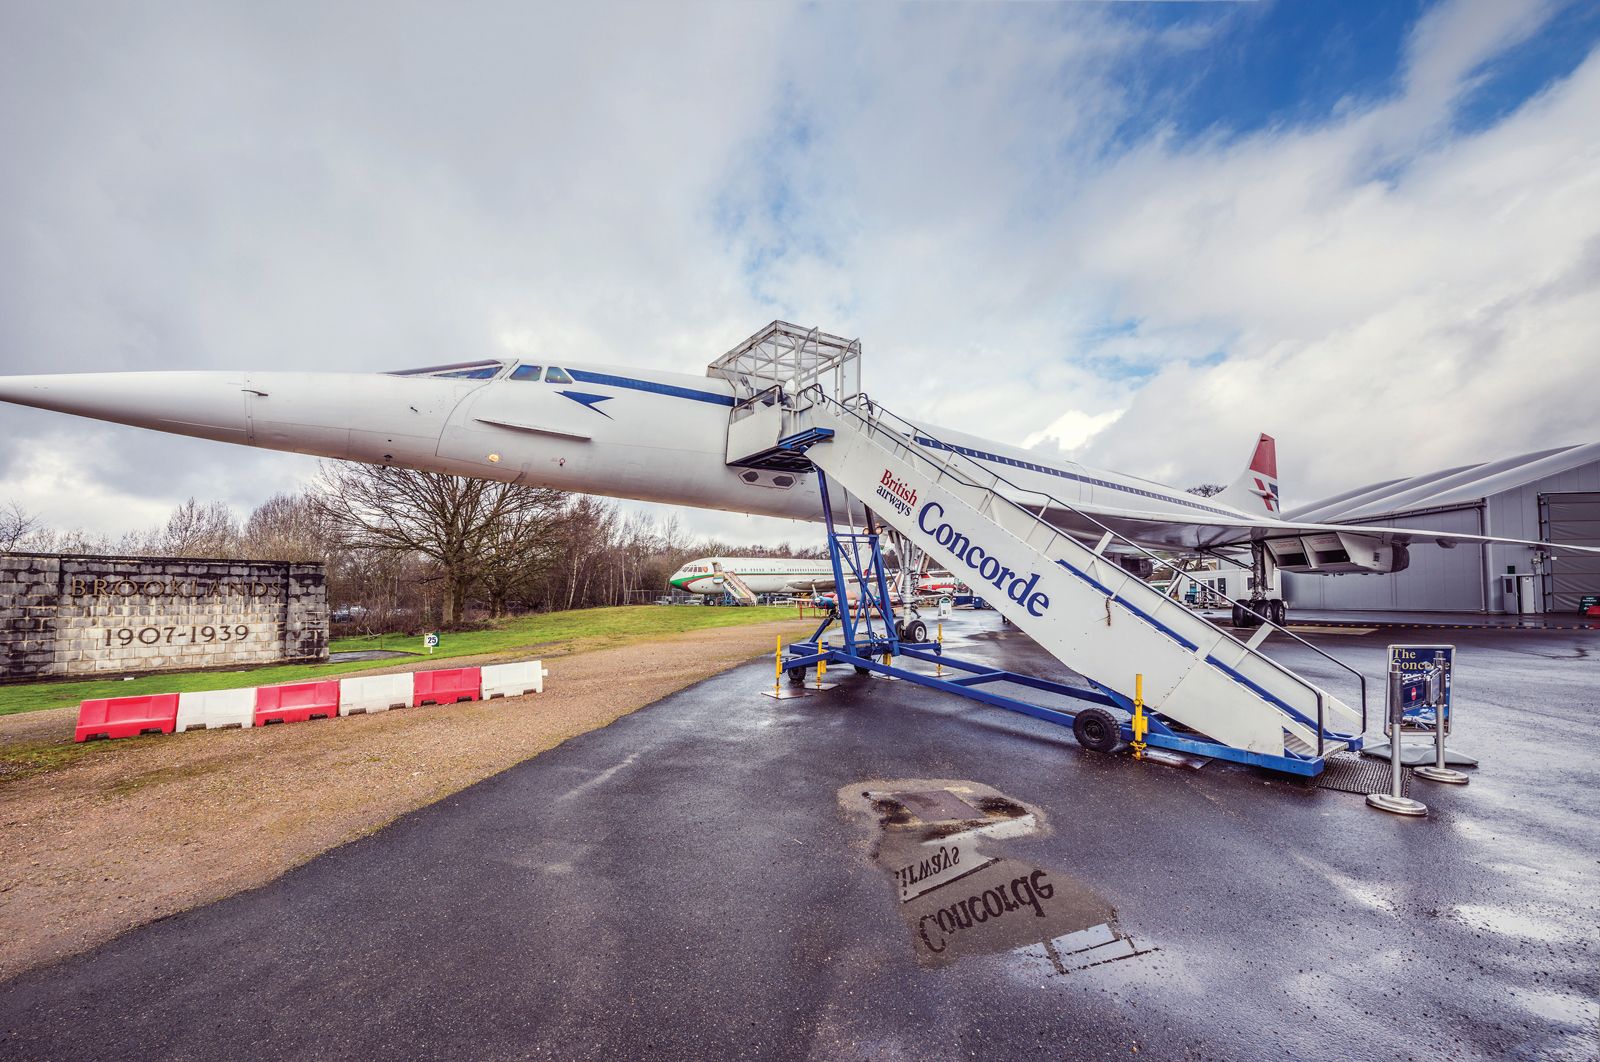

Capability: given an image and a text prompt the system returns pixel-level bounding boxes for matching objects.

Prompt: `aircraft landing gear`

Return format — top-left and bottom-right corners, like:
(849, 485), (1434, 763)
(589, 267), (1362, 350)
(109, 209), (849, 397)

(1232, 542), (1287, 628)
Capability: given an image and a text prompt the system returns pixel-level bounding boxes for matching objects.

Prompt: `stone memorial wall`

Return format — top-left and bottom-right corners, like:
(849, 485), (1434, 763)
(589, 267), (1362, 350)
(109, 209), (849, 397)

(0, 553), (327, 682)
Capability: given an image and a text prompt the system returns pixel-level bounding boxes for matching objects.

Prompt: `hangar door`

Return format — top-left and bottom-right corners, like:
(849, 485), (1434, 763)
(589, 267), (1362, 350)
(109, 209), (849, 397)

(1542, 492), (1600, 612)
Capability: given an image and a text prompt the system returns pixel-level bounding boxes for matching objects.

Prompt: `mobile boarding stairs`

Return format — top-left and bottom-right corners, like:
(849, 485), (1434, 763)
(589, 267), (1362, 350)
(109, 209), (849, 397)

(726, 383), (1369, 778)
(710, 563), (761, 606)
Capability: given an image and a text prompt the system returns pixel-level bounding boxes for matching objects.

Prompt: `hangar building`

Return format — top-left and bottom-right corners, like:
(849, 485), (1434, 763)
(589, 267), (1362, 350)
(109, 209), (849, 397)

(1282, 442), (1600, 615)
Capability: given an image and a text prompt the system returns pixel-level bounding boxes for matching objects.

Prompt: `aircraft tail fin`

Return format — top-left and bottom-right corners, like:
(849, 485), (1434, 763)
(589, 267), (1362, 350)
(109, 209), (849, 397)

(1216, 433), (1281, 516)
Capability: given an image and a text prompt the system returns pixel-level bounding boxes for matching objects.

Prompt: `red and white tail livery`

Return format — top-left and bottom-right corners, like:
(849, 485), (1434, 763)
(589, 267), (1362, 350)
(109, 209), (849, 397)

(1217, 433), (1281, 515)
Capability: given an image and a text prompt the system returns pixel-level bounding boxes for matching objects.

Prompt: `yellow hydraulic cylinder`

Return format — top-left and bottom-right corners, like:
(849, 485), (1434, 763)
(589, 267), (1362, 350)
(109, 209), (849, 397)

(1132, 673), (1148, 760)
(936, 621), (944, 677)
(775, 636), (782, 694)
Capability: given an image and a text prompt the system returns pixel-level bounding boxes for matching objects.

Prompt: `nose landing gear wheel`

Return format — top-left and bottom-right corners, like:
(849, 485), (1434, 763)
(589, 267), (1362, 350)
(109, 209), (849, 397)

(1072, 707), (1122, 754)
(903, 619), (928, 644)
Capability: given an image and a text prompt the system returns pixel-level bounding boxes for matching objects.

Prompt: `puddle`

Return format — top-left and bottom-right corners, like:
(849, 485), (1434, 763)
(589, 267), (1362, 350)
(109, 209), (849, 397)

(840, 779), (1153, 972)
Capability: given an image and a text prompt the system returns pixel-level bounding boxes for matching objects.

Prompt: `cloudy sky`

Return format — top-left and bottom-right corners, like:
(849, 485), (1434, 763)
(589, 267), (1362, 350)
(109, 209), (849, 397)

(2, 0), (1598, 545)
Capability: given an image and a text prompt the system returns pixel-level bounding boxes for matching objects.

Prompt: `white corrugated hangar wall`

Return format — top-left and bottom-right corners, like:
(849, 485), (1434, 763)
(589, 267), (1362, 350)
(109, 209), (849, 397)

(1285, 451), (1600, 614)
(1284, 507), (1487, 612)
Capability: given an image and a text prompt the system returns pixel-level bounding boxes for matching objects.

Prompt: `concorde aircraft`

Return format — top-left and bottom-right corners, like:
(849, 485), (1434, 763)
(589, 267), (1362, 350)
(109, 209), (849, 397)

(0, 347), (1589, 624)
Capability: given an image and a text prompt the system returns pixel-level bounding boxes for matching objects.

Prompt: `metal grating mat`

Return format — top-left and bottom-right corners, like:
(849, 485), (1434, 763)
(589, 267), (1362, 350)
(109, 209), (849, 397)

(1314, 752), (1411, 796)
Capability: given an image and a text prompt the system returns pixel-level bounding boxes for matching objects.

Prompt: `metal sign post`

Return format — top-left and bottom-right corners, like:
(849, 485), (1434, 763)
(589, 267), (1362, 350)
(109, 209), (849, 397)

(1413, 649), (1469, 785)
(1366, 659), (1429, 817)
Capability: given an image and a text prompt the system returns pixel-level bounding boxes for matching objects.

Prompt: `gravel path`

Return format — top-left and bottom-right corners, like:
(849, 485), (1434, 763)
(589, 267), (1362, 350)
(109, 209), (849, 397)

(0, 619), (811, 981)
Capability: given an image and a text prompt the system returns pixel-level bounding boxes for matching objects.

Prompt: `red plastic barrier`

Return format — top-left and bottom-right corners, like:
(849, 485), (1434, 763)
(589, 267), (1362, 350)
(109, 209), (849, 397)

(254, 680), (340, 725)
(74, 694), (180, 742)
(413, 668), (482, 707)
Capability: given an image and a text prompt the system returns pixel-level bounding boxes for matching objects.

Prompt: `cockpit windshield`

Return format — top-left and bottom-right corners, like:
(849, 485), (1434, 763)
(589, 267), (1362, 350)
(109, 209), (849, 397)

(387, 360), (507, 379)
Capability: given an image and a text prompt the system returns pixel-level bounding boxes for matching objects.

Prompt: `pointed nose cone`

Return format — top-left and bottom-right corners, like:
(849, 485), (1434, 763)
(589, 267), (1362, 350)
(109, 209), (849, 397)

(0, 371), (251, 444)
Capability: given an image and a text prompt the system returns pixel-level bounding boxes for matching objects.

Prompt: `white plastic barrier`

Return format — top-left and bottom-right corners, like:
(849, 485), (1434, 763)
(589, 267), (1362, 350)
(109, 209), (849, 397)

(174, 688), (256, 732)
(339, 673), (415, 716)
(481, 660), (549, 699)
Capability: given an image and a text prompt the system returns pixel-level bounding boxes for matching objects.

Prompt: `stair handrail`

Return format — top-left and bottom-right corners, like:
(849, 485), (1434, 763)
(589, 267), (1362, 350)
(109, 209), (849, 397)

(794, 386), (1367, 749)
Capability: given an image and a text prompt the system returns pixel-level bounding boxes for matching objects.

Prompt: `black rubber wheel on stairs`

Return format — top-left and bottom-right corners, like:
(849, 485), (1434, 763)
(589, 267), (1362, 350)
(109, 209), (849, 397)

(1072, 707), (1122, 754)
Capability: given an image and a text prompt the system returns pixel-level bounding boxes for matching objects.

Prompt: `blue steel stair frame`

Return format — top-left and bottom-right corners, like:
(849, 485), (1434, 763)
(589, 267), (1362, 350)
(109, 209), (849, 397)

(777, 431), (1348, 778)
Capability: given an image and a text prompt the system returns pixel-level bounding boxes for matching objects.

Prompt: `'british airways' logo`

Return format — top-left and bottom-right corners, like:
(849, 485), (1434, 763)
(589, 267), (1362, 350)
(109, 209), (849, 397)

(558, 391), (614, 418)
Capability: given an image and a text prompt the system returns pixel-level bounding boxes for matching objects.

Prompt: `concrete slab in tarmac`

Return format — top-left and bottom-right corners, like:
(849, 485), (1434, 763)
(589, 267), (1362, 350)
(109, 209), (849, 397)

(2, 615), (1597, 1060)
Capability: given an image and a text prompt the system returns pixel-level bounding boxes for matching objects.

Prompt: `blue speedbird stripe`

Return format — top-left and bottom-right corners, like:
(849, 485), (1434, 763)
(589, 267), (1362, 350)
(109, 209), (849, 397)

(1056, 559), (1113, 597)
(567, 369), (735, 406)
(913, 435), (1235, 518)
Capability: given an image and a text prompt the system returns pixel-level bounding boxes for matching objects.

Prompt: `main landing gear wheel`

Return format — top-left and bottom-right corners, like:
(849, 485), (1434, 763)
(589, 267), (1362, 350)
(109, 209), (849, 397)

(1269, 599), (1287, 626)
(1072, 707), (1122, 754)
(787, 666), (807, 686)
(903, 619), (928, 644)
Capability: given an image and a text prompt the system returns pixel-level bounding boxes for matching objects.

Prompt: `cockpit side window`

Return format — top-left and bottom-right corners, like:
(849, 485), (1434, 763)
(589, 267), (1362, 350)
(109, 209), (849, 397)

(545, 366), (574, 384)
(436, 366), (499, 379)
(511, 365), (542, 382)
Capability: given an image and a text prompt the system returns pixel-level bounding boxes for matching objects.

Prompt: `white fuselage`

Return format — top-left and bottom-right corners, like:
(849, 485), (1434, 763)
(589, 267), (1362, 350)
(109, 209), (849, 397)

(668, 556), (841, 595)
(0, 356), (1275, 537)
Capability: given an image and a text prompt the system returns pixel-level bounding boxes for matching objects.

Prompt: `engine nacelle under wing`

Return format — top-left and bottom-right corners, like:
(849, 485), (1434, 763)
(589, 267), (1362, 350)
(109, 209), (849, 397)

(1267, 533), (1410, 575)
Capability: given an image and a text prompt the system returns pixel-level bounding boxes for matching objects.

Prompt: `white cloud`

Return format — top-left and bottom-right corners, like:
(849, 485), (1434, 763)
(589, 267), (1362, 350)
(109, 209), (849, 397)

(1, 0), (1597, 542)
(1023, 409), (1124, 453)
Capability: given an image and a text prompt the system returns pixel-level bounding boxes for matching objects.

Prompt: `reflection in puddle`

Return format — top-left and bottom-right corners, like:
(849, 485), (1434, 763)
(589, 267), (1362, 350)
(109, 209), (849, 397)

(840, 779), (1153, 972)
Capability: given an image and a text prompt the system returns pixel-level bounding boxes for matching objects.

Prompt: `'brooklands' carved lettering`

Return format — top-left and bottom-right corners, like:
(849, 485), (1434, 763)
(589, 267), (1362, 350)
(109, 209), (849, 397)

(917, 502), (1050, 617)
(65, 577), (281, 600)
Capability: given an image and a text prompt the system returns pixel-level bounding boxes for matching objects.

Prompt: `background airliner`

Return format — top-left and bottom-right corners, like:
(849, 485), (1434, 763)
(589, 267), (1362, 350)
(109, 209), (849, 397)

(669, 556), (840, 596)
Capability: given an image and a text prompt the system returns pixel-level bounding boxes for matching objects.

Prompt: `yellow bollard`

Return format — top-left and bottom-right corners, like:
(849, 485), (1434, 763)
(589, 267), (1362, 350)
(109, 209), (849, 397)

(1132, 673), (1147, 760)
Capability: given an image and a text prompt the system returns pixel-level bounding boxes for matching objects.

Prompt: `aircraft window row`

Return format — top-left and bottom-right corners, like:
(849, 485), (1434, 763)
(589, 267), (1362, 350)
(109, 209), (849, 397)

(509, 365), (575, 384)
(912, 436), (1235, 518)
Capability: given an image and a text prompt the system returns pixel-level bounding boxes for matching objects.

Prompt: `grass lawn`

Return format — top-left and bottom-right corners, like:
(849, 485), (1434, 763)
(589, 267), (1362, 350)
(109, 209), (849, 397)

(0, 605), (809, 717)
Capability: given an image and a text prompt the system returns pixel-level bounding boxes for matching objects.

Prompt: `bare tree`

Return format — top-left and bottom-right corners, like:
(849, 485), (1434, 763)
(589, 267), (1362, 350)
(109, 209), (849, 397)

(471, 487), (567, 616)
(149, 498), (240, 557)
(1186, 483), (1227, 498)
(0, 501), (43, 553)
(241, 492), (331, 562)
(314, 462), (565, 627)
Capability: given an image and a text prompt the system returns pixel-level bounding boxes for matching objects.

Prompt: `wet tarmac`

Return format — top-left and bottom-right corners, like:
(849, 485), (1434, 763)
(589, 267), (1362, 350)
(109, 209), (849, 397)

(1, 614), (1596, 1059)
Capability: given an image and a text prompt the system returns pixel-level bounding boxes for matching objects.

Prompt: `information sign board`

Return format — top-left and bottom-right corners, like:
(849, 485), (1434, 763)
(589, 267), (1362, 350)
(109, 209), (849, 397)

(1387, 644), (1453, 736)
